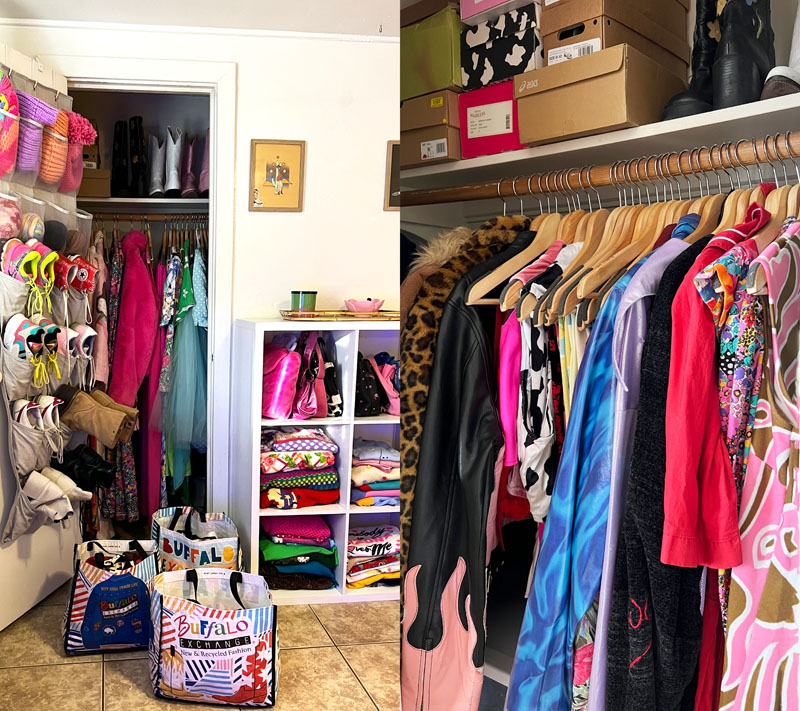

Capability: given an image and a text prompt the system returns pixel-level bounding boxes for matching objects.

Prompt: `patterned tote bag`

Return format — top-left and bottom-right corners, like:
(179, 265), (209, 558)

(152, 506), (241, 572)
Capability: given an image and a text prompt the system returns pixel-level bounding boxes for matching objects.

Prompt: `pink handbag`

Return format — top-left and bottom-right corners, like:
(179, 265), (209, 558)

(293, 332), (327, 419)
(262, 342), (301, 420)
(369, 358), (400, 416)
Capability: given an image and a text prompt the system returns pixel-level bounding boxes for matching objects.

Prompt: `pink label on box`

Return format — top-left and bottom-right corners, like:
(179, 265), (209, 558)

(458, 81), (526, 159)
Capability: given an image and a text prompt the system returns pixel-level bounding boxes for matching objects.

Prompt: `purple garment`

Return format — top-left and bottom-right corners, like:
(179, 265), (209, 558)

(588, 237), (691, 711)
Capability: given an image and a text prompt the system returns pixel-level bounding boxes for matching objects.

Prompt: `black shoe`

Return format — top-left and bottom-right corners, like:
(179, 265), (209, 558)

(662, 0), (718, 120)
(129, 116), (148, 198)
(111, 120), (131, 197)
(713, 0), (774, 110)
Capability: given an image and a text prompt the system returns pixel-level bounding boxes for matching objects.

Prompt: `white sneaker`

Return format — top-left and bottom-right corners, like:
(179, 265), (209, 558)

(22, 470), (73, 522)
(36, 395), (63, 430)
(12, 400), (44, 430)
(164, 126), (183, 196)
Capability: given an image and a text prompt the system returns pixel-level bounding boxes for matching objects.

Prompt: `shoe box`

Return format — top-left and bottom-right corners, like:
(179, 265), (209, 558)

(461, 0), (539, 26)
(401, 8), (464, 100)
(539, 0), (689, 81)
(78, 168), (111, 197)
(400, 89), (461, 168)
(461, 3), (544, 92)
(459, 81), (526, 159)
(513, 44), (686, 146)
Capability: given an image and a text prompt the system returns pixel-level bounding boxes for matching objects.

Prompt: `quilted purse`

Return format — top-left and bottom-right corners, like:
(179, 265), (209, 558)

(293, 331), (327, 419)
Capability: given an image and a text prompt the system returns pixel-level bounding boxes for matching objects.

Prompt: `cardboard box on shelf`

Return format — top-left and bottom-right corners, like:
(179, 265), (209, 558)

(401, 8), (464, 101)
(82, 118), (100, 168)
(514, 44), (686, 146)
(460, 0), (539, 27)
(540, 0), (689, 80)
(400, 126), (461, 168)
(461, 3), (543, 91)
(401, 0), (458, 27)
(77, 168), (111, 198)
(541, 0), (688, 40)
(401, 90), (460, 132)
(458, 81), (526, 159)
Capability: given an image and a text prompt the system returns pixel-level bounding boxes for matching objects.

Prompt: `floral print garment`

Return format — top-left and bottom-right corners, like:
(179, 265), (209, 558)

(694, 240), (764, 628)
(572, 598), (598, 711)
(159, 254), (182, 393)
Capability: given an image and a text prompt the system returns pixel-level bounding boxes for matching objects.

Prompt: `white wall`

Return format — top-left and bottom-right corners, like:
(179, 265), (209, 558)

(1, 20), (400, 318)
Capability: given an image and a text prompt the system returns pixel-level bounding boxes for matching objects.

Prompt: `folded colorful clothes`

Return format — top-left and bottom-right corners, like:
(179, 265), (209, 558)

(351, 459), (399, 471)
(348, 524), (400, 558)
(351, 488), (400, 501)
(262, 427), (339, 453)
(352, 438), (400, 464)
(269, 535), (335, 548)
(346, 554), (399, 580)
(346, 571), (400, 588)
(358, 479), (400, 491)
(353, 496), (400, 507)
(261, 450), (336, 474)
(351, 464), (399, 486)
(260, 467), (339, 491)
(260, 487), (339, 510)
(260, 562), (336, 591)
(261, 514), (332, 543)
(260, 538), (339, 567)
(275, 560), (337, 581)
(270, 551), (338, 568)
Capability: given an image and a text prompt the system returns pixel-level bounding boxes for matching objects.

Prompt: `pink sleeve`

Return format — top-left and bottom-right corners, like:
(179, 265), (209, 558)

(498, 314), (521, 467)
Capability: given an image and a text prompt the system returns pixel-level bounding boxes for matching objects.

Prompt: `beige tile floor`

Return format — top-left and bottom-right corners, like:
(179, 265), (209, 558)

(0, 582), (399, 711)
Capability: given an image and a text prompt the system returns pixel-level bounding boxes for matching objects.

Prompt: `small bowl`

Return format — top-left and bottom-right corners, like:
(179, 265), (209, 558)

(345, 298), (384, 313)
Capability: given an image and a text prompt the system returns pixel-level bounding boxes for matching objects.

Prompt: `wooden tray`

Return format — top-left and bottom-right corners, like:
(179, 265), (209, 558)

(280, 309), (399, 321)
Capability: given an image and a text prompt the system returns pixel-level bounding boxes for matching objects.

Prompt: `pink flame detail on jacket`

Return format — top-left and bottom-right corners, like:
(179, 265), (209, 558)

(401, 558), (484, 711)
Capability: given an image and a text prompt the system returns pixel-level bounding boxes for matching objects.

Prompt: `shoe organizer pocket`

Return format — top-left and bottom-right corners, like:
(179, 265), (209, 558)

(69, 354), (89, 389)
(45, 352), (72, 394)
(67, 287), (89, 327)
(1, 484), (46, 544)
(9, 416), (51, 479)
(1, 347), (44, 401)
(46, 290), (68, 326)
(0, 270), (30, 320)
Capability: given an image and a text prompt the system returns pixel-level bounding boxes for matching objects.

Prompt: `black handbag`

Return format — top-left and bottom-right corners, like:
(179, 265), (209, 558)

(318, 336), (343, 417)
(354, 352), (388, 417)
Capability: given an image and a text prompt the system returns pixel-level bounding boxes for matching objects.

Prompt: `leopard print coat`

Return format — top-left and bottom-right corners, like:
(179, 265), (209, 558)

(400, 215), (532, 575)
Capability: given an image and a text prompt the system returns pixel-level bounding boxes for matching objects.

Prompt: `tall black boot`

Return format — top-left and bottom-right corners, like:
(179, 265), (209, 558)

(713, 0), (774, 109)
(111, 120), (131, 197)
(662, 0), (718, 120)
(129, 116), (148, 197)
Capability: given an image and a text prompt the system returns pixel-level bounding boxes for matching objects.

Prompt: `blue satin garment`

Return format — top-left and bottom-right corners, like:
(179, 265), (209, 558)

(506, 264), (642, 711)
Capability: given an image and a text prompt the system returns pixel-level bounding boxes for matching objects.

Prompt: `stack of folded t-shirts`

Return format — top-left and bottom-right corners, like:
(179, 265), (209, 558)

(260, 427), (340, 509)
(350, 438), (400, 507)
(346, 524), (400, 589)
(259, 515), (338, 590)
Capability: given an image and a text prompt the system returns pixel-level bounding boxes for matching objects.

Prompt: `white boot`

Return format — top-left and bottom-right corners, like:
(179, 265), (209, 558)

(164, 126), (183, 196)
(22, 470), (73, 522)
(40, 466), (92, 502)
(148, 134), (165, 197)
(763, 7), (800, 98)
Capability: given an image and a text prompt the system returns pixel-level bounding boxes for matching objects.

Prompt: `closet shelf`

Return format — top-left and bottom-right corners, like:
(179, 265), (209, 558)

(261, 416), (349, 427)
(343, 586), (400, 599)
(353, 414), (400, 425)
(77, 197), (209, 211)
(258, 504), (348, 517)
(400, 94), (800, 188)
(349, 505), (400, 514)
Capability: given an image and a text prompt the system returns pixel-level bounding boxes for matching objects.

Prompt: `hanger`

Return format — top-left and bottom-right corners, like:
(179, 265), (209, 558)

(783, 131), (800, 217)
(751, 134), (792, 251)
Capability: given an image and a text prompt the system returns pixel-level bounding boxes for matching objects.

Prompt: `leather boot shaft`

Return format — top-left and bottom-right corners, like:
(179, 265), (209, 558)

(180, 135), (197, 198)
(111, 120), (130, 197)
(148, 134), (165, 197)
(165, 125), (183, 197)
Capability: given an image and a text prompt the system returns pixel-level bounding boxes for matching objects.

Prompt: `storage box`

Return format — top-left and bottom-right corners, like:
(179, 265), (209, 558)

(401, 89), (460, 132)
(459, 81), (526, 159)
(77, 168), (111, 197)
(514, 44), (686, 145)
(461, 0), (538, 26)
(541, 0), (688, 40)
(82, 118), (100, 168)
(461, 3), (543, 91)
(401, 9), (465, 100)
(400, 126), (461, 168)
(540, 0), (689, 80)
(402, 0), (458, 27)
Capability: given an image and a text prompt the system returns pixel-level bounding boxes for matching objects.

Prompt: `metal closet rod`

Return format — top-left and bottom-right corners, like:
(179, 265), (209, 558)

(401, 131), (800, 207)
(90, 212), (209, 222)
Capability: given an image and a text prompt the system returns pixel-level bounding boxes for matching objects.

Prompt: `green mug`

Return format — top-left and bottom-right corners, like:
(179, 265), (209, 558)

(291, 291), (317, 311)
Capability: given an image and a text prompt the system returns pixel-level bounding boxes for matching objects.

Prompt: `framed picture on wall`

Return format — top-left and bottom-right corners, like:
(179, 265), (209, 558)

(384, 140), (400, 211)
(249, 139), (306, 212)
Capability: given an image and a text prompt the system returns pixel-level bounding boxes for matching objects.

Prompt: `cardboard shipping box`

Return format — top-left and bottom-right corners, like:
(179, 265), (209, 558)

(401, 90), (460, 132)
(541, 0), (688, 40)
(401, 8), (464, 100)
(400, 126), (461, 168)
(514, 44), (686, 146)
(459, 81), (526, 159)
(461, 0), (539, 27)
(541, 0), (689, 80)
(77, 168), (111, 198)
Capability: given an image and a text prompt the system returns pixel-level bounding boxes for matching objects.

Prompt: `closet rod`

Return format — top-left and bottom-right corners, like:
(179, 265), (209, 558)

(90, 212), (209, 222)
(401, 130), (800, 207)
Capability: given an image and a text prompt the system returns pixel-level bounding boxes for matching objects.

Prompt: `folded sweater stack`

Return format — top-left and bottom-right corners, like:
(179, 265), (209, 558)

(346, 524), (400, 588)
(259, 515), (338, 590)
(260, 428), (340, 509)
(350, 438), (400, 508)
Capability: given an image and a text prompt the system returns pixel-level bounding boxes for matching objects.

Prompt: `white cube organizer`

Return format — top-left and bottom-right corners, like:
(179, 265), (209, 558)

(230, 319), (400, 604)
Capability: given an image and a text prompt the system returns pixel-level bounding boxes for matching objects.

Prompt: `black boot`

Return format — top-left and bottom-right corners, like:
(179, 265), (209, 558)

(111, 120), (131, 197)
(129, 116), (148, 197)
(713, 0), (774, 110)
(662, 0), (718, 120)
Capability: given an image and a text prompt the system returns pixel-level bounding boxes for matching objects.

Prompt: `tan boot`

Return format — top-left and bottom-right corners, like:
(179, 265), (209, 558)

(56, 385), (126, 449)
(90, 389), (138, 445)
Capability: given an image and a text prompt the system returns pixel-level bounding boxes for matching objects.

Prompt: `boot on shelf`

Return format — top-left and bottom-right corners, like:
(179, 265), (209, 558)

(164, 126), (183, 197)
(110, 120), (130, 197)
(128, 115), (148, 197)
(199, 127), (209, 197)
(762, 3), (800, 98)
(662, 0), (718, 119)
(148, 134), (165, 197)
(713, 0), (774, 110)
(180, 135), (198, 198)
